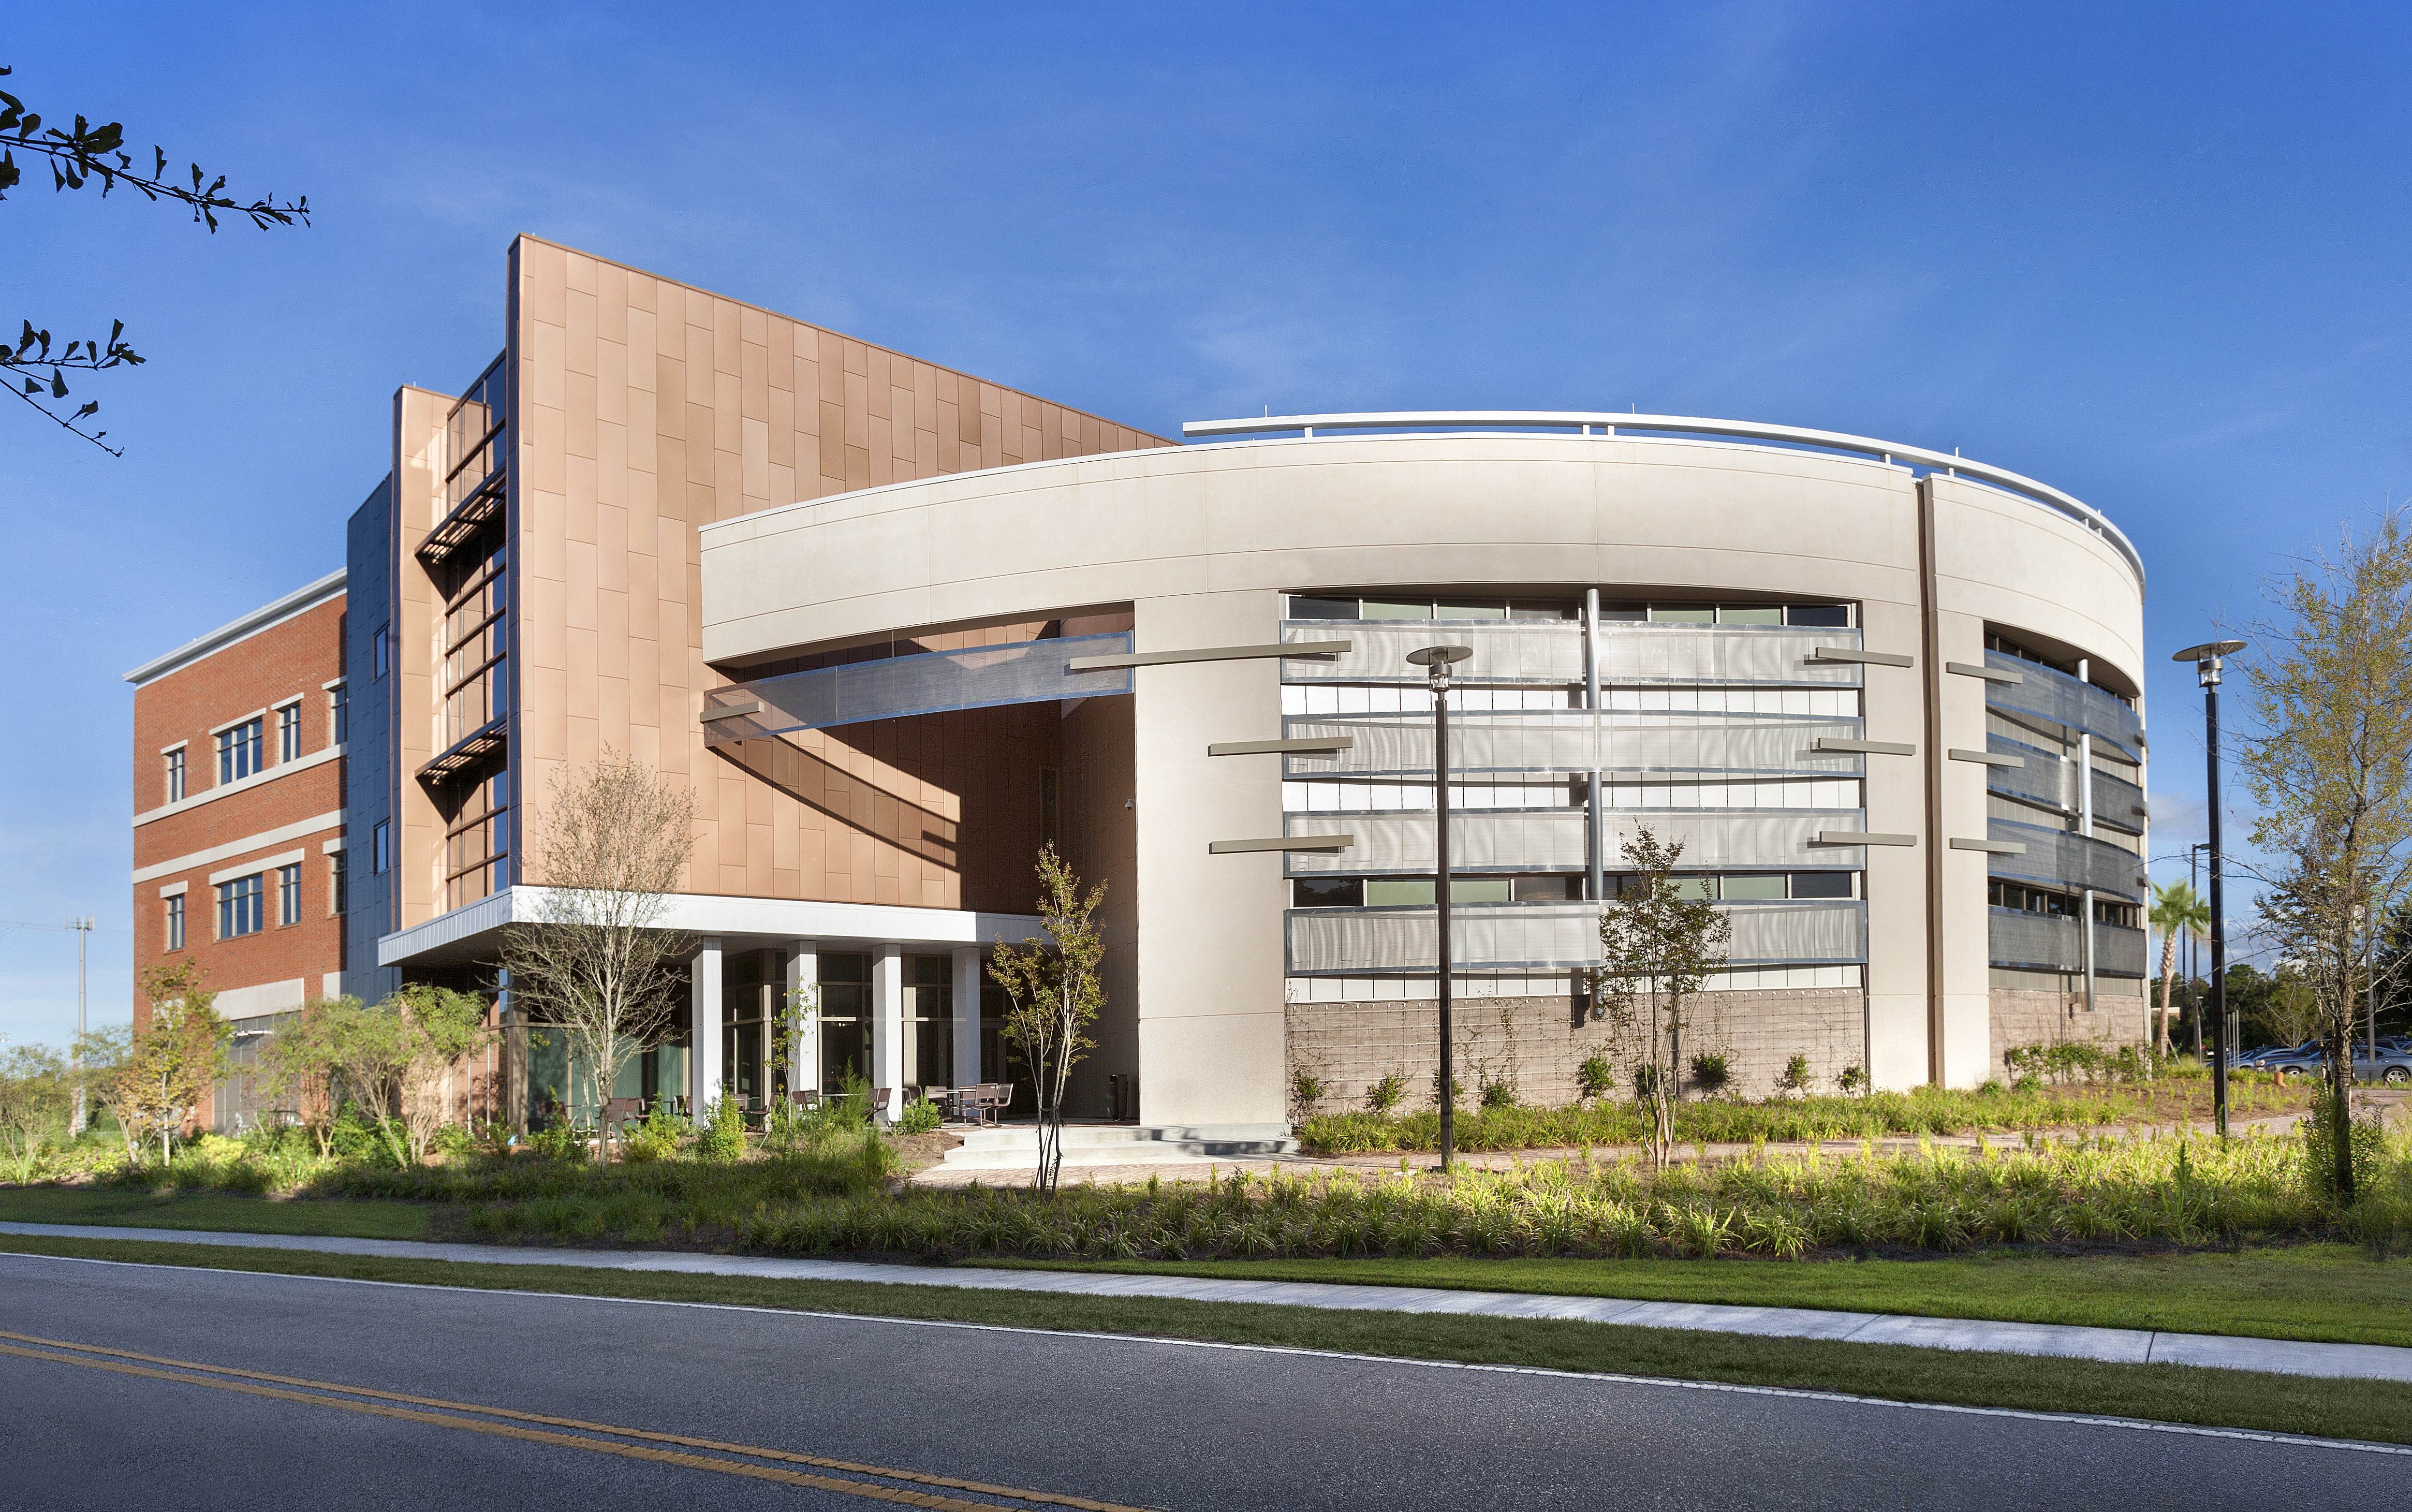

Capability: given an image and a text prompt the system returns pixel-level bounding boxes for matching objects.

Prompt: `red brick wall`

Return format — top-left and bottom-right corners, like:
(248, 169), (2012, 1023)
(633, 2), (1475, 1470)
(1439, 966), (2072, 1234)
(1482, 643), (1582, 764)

(131, 593), (348, 1024)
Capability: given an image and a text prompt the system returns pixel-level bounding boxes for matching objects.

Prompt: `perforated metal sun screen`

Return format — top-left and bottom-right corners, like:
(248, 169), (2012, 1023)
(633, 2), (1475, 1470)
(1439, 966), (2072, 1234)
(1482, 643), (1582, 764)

(1280, 712), (1867, 779)
(705, 633), (1132, 741)
(1285, 899), (1867, 975)
(1279, 810), (1861, 875)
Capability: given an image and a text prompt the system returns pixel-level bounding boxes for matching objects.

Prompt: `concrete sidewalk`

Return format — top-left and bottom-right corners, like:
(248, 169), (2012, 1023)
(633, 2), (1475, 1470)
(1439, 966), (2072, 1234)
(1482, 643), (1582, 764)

(6, 1219), (2407, 1385)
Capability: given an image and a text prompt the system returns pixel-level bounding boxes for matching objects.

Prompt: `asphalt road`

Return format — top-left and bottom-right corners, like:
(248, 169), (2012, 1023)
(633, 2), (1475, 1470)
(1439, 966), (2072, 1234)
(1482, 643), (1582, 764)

(0, 1253), (2396, 1511)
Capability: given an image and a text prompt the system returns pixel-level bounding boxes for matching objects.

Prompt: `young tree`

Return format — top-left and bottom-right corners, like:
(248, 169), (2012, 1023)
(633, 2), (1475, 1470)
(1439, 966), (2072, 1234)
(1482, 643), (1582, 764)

(253, 997), (348, 1155)
(259, 989), (493, 1164)
(107, 959), (229, 1165)
(499, 750), (697, 1163)
(988, 846), (1106, 1195)
(2237, 511), (2412, 1202)
(0, 1043), (73, 1182)
(2, 64), (308, 452)
(2149, 880), (2212, 1057)
(1585, 829), (1731, 1170)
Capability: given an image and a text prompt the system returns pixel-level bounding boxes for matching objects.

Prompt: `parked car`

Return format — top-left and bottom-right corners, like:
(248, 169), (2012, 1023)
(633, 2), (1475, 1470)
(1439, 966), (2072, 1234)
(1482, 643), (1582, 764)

(2240, 1043), (2412, 1085)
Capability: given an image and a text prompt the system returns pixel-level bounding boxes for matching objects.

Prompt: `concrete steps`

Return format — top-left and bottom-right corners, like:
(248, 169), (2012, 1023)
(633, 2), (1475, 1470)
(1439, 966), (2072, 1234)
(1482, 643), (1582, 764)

(935, 1123), (1298, 1170)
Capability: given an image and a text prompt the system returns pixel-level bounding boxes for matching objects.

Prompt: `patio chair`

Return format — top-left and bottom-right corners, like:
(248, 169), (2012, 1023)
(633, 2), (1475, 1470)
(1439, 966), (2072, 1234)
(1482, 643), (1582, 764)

(975, 1082), (1012, 1126)
(872, 1086), (893, 1124)
(604, 1096), (645, 1133)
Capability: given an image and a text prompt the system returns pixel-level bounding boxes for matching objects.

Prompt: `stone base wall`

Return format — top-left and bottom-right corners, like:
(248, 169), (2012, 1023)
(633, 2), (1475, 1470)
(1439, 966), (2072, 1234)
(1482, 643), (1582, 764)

(1987, 988), (2151, 1079)
(1285, 988), (1866, 1115)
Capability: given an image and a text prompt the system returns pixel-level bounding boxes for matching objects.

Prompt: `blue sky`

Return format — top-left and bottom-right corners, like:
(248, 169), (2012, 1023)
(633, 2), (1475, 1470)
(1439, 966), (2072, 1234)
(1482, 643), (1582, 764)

(4, 1), (2406, 1047)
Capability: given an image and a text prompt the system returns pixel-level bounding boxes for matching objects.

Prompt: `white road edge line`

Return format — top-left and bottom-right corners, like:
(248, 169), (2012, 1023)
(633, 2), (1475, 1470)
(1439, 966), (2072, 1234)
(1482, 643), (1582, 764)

(6, 1250), (2406, 1460)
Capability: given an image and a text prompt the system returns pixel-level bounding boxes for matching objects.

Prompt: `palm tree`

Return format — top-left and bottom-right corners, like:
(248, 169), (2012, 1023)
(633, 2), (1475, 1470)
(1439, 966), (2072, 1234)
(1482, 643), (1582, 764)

(2149, 879), (2212, 1057)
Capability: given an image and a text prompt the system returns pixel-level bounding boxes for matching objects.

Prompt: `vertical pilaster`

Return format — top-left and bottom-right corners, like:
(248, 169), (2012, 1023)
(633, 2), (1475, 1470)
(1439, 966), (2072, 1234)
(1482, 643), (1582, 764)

(690, 936), (723, 1111)
(953, 945), (983, 1091)
(874, 943), (904, 1118)
(787, 939), (817, 1100)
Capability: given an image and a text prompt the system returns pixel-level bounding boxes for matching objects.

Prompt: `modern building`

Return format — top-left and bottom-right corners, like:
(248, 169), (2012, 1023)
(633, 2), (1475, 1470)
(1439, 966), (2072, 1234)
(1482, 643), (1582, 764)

(135, 235), (2152, 1137)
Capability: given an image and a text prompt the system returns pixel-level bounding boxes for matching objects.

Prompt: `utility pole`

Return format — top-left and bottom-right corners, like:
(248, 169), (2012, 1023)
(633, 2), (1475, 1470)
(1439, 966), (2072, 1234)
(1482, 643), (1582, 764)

(1408, 642), (1473, 1173)
(68, 915), (94, 1135)
(2174, 640), (2246, 1138)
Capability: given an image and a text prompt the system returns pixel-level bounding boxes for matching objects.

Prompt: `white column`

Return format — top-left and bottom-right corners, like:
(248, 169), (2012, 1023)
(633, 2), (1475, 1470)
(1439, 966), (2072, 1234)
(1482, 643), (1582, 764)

(873, 944), (904, 1120)
(690, 936), (723, 1112)
(952, 946), (983, 1090)
(787, 940), (818, 1099)
(2078, 728), (2096, 1016)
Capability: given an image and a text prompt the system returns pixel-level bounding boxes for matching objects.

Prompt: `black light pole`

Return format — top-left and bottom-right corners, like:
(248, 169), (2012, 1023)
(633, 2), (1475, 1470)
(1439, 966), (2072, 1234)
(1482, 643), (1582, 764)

(2175, 639), (2246, 1138)
(1409, 643), (1473, 1173)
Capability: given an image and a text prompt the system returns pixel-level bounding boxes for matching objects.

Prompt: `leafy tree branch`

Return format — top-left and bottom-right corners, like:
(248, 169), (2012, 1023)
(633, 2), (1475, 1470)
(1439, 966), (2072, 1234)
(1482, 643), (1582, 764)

(1, 64), (308, 453)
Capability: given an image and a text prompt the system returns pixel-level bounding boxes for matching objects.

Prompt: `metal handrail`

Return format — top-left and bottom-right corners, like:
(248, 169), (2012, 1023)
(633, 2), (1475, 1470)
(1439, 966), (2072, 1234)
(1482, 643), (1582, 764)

(1180, 410), (2144, 592)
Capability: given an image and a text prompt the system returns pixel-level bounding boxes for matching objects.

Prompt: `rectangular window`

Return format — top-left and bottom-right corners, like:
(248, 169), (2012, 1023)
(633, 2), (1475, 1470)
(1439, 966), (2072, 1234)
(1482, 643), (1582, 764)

(372, 819), (391, 875)
(1789, 871), (1856, 900)
(165, 894), (185, 951)
(330, 682), (348, 744)
(164, 748), (185, 803)
(278, 863), (301, 926)
(373, 623), (391, 681)
(1291, 876), (1364, 907)
(216, 875), (263, 939)
(277, 703), (301, 762)
(1719, 873), (1788, 900)
(331, 850), (347, 916)
(216, 718), (262, 785)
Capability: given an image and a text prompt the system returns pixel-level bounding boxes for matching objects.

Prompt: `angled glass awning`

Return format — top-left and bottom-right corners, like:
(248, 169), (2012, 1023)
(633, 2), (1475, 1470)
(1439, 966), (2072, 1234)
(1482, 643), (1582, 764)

(703, 632), (1133, 743)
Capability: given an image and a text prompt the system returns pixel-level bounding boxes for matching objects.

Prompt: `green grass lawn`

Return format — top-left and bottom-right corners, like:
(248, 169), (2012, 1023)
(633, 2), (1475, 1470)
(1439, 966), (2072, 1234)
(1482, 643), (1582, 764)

(0, 1187), (433, 1240)
(2, 1231), (2406, 1448)
(962, 1247), (2412, 1348)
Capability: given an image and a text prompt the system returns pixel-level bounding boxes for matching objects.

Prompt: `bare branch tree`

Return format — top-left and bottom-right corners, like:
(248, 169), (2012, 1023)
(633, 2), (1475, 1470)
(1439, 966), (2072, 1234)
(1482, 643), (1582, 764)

(988, 846), (1106, 1195)
(498, 750), (697, 1163)
(1, 64), (309, 452)
(1585, 829), (1731, 1170)
(2234, 509), (2412, 1202)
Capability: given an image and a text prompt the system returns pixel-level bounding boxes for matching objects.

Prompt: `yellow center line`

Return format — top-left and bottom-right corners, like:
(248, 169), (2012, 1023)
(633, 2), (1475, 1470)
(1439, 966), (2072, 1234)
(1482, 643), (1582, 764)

(0, 1331), (1153, 1512)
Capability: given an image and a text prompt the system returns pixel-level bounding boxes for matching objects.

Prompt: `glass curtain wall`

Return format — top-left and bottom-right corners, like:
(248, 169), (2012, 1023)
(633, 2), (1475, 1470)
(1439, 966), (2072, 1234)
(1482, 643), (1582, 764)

(720, 949), (785, 1105)
(817, 952), (870, 1093)
(905, 955), (952, 1093)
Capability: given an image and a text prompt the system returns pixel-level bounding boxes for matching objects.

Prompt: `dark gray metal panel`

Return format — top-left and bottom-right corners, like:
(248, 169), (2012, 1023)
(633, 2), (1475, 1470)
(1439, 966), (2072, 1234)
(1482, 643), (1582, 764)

(343, 475), (401, 1007)
(1987, 912), (2147, 977)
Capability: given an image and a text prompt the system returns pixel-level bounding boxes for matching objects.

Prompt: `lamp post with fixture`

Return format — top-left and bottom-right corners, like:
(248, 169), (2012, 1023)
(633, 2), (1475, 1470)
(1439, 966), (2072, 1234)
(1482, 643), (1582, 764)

(1408, 643), (1473, 1171)
(2173, 639), (2246, 1138)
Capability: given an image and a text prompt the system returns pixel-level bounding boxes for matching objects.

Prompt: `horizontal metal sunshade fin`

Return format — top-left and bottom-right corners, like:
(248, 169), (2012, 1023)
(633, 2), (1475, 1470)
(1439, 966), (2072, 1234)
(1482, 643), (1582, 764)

(1210, 835), (1354, 855)
(1070, 640), (1349, 672)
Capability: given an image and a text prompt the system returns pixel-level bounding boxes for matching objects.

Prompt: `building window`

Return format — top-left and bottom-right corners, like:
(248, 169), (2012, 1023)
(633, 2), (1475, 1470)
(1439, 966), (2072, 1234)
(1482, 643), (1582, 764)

(443, 766), (512, 910)
(373, 623), (391, 681)
(331, 850), (347, 915)
(278, 703), (302, 762)
(278, 863), (302, 926)
(330, 682), (348, 744)
(216, 718), (262, 785)
(217, 875), (263, 939)
(164, 748), (185, 803)
(373, 819), (391, 875)
(165, 894), (185, 951)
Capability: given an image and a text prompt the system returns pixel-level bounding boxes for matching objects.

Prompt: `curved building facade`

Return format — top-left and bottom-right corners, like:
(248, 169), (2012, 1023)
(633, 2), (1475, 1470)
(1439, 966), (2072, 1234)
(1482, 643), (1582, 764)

(700, 414), (2150, 1128)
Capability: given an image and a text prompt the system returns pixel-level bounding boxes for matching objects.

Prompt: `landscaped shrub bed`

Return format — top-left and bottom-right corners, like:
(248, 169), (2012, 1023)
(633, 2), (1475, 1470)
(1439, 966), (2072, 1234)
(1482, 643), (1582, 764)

(1293, 1079), (2311, 1156)
(727, 1129), (2411, 1262)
